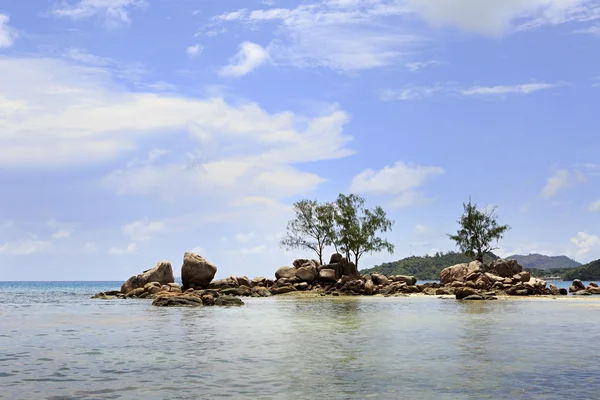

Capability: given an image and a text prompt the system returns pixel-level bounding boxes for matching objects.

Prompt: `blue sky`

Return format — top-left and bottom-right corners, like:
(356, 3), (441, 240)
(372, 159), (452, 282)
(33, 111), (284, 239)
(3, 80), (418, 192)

(1, 0), (600, 281)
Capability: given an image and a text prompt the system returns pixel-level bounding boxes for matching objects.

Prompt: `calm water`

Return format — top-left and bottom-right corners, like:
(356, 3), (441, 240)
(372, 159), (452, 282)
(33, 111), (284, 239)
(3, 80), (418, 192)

(1, 281), (600, 400)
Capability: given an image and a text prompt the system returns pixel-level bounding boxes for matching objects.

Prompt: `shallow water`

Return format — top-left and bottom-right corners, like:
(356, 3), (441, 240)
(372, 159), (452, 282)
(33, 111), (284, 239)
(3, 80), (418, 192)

(1, 282), (600, 399)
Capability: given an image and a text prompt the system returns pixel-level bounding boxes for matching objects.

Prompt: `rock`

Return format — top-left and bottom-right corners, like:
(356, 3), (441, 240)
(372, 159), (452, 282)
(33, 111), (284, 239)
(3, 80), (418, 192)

(318, 269), (337, 282)
(559, 288), (568, 295)
(573, 290), (592, 296)
(270, 286), (298, 295)
(295, 282), (309, 291)
(589, 282), (599, 288)
(237, 276), (252, 287)
(549, 284), (560, 295)
(126, 288), (145, 298)
(440, 261), (483, 285)
(489, 259), (523, 278)
(393, 275), (417, 285)
(209, 279), (232, 290)
(463, 295), (485, 301)
(520, 271), (531, 282)
(144, 282), (161, 291)
(330, 253), (344, 264)
(215, 295), (244, 306)
(484, 273), (504, 283)
(371, 273), (390, 285)
(455, 287), (477, 300)
(572, 280), (586, 291)
(588, 287), (600, 295)
(202, 294), (215, 305)
(296, 265), (318, 282)
(121, 261), (175, 294)
(253, 287), (271, 297)
(181, 252), (217, 290)
(275, 266), (296, 280)
(91, 292), (115, 300)
(220, 287), (252, 297)
(364, 280), (375, 295)
(152, 295), (204, 307)
(251, 277), (266, 286)
(147, 285), (162, 295)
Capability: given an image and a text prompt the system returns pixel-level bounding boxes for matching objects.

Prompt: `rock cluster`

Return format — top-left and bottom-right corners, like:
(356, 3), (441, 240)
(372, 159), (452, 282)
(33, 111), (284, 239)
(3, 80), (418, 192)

(438, 259), (571, 300)
(569, 280), (600, 295)
(94, 252), (600, 305)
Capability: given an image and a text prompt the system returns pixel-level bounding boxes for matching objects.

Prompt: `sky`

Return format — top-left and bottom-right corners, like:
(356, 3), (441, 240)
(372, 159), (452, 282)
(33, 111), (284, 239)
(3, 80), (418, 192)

(1, 0), (600, 281)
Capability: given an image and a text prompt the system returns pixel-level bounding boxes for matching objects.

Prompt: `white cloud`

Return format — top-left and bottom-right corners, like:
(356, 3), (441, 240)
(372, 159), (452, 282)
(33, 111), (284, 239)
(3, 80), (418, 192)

(62, 48), (115, 67)
(186, 43), (204, 58)
(461, 82), (562, 96)
(190, 246), (206, 256)
(50, 0), (147, 29)
(589, 200), (600, 212)
(351, 161), (445, 207)
(569, 232), (600, 258)
(0, 56), (352, 178)
(0, 14), (17, 48)
(211, 2), (418, 72)
(406, 0), (600, 36)
(0, 238), (52, 256)
(380, 81), (563, 100)
(47, 219), (74, 239)
(220, 41), (269, 77)
(84, 242), (98, 253)
(146, 81), (178, 91)
(237, 245), (268, 255)
(541, 169), (585, 198)
(122, 217), (167, 242)
(405, 60), (441, 71)
(108, 242), (138, 255)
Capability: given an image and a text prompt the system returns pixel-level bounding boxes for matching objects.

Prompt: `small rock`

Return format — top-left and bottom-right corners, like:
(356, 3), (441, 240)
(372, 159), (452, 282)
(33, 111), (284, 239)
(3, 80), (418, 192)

(463, 295), (485, 301)
(270, 286), (298, 295)
(215, 295), (244, 306)
(152, 295), (204, 307)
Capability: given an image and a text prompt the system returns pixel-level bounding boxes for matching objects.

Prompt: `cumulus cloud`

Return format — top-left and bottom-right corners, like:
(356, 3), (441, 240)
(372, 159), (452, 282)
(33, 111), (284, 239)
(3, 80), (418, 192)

(405, 60), (442, 71)
(0, 14), (17, 48)
(541, 169), (585, 198)
(186, 43), (204, 58)
(220, 41), (269, 77)
(351, 161), (445, 207)
(50, 0), (147, 29)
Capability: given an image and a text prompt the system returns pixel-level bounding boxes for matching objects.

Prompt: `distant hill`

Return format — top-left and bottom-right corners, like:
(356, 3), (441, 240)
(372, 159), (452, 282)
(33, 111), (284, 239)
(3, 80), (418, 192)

(563, 259), (600, 281)
(361, 251), (499, 281)
(506, 254), (581, 270)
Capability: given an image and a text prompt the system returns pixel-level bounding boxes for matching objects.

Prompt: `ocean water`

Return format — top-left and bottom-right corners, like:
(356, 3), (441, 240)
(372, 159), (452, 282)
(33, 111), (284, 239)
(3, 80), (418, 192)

(1, 281), (600, 400)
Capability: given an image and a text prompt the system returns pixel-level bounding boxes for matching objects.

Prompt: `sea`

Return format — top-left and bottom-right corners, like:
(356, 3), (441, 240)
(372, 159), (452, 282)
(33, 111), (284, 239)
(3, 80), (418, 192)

(1, 281), (600, 400)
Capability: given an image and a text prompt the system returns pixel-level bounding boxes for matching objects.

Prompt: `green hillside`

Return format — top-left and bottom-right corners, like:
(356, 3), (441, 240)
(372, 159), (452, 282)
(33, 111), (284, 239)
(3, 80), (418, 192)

(562, 259), (600, 281)
(507, 253), (581, 270)
(361, 251), (499, 281)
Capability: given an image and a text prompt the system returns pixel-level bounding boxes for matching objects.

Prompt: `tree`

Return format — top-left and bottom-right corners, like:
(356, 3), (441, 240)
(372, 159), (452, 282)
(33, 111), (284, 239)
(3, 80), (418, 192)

(332, 194), (395, 269)
(279, 199), (336, 265)
(448, 197), (510, 263)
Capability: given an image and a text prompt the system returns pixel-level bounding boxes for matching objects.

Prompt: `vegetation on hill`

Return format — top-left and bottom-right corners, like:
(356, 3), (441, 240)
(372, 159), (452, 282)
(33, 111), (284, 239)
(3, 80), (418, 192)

(361, 251), (499, 281)
(507, 253), (581, 270)
(562, 259), (600, 281)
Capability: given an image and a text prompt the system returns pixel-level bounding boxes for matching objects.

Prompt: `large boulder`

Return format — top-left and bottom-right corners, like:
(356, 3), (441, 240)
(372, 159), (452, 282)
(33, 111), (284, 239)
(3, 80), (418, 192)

(275, 266), (296, 280)
(440, 261), (483, 285)
(572, 280), (586, 291)
(121, 261), (174, 294)
(392, 275), (417, 285)
(296, 265), (318, 282)
(318, 269), (337, 282)
(330, 253), (344, 264)
(489, 259), (523, 278)
(181, 252), (217, 290)
(319, 259), (359, 279)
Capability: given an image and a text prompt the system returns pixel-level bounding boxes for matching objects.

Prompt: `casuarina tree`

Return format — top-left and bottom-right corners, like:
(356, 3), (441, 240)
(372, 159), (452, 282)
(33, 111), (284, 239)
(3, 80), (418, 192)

(448, 197), (510, 263)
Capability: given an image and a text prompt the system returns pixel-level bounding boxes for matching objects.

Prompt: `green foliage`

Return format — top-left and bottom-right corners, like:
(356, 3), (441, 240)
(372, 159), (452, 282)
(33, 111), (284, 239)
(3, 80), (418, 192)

(279, 199), (336, 265)
(280, 194), (395, 269)
(448, 197), (510, 262)
(562, 259), (600, 281)
(361, 251), (498, 280)
(332, 194), (394, 269)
